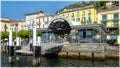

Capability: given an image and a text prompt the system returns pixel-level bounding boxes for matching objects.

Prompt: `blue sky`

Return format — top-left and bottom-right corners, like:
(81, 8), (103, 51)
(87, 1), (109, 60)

(1, 1), (88, 20)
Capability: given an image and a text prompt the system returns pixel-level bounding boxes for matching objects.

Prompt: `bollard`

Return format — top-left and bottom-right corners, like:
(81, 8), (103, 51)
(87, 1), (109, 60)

(78, 52), (81, 59)
(66, 52), (68, 58)
(92, 52), (94, 62)
(32, 27), (41, 66)
(16, 37), (20, 62)
(8, 29), (14, 64)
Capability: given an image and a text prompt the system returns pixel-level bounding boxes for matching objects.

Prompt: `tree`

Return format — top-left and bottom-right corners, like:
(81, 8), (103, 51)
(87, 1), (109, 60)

(1, 32), (9, 40)
(18, 30), (30, 39)
(112, 1), (119, 6)
(37, 32), (42, 36)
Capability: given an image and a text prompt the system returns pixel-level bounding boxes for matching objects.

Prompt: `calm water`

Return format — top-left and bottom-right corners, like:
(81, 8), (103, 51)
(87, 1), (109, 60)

(1, 53), (119, 67)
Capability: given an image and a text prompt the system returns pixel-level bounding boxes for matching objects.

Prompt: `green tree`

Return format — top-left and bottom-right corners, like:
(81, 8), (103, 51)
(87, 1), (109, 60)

(37, 32), (42, 36)
(18, 30), (30, 39)
(112, 1), (119, 6)
(1, 32), (9, 39)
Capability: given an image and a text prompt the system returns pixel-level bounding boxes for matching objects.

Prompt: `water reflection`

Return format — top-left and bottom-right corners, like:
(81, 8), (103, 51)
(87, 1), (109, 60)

(1, 53), (119, 67)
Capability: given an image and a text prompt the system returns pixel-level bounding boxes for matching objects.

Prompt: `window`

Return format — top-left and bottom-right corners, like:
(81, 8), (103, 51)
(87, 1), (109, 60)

(71, 13), (74, 18)
(83, 11), (85, 14)
(72, 18), (75, 21)
(86, 30), (92, 38)
(82, 11), (85, 17)
(88, 16), (91, 23)
(43, 18), (44, 22)
(114, 13), (119, 19)
(77, 12), (80, 17)
(67, 13), (69, 18)
(78, 31), (84, 39)
(76, 18), (80, 22)
(88, 10), (91, 15)
(88, 10), (91, 13)
(102, 15), (107, 21)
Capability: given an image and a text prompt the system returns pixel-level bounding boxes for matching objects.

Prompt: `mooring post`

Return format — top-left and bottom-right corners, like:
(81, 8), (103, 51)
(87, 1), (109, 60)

(8, 29), (14, 63)
(92, 51), (94, 62)
(66, 52), (68, 58)
(16, 37), (20, 62)
(78, 52), (80, 59)
(32, 26), (40, 66)
(37, 36), (41, 63)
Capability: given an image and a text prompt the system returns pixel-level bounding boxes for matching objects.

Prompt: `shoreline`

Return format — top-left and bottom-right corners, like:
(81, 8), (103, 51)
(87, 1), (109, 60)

(0, 44), (119, 60)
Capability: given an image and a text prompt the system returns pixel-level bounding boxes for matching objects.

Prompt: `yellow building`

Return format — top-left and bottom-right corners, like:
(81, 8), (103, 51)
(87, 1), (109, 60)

(57, 5), (98, 25)
(0, 18), (26, 32)
(98, 6), (119, 44)
(0, 18), (10, 32)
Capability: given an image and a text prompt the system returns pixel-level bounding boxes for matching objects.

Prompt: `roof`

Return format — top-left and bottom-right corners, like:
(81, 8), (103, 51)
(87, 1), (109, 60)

(98, 6), (119, 13)
(36, 14), (53, 18)
(25, 10), (44, 16)
(0, 18), (9, 22)
(9, 20), (25, 23)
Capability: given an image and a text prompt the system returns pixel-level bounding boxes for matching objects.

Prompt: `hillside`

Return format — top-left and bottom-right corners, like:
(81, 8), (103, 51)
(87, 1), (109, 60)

(55, 1), (119, 14)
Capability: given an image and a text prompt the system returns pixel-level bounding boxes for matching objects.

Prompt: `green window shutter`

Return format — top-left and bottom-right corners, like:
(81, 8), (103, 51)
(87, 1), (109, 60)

(114, 13), (119, 19)
(113, 19), (118, 23)
(102, 15), (107, 21)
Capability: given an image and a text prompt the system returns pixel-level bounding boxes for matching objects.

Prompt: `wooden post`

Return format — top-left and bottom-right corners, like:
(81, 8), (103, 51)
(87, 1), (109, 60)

(8, 29), (14, 63)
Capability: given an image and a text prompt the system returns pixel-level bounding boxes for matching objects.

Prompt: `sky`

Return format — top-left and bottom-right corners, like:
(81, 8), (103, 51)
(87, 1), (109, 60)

(1, 1), (90, 20)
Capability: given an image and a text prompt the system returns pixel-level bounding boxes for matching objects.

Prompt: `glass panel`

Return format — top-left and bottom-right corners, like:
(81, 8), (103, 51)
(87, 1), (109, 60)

(86, 30), (92, 38)
(76, 18), (80, 22)
(78, 31), (84, 39)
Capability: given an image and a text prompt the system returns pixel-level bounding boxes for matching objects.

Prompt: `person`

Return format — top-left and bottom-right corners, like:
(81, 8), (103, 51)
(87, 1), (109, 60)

(29, 38), (33, 51)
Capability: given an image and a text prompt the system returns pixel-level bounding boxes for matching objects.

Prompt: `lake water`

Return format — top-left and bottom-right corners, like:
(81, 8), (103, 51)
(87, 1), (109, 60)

(1, 53), (119, 67)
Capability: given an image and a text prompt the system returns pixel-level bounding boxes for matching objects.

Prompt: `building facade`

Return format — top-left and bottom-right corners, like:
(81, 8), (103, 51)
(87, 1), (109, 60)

(57, 5), (98, 25)
(98, 6), (119, 44)
(36, 14), (53, 28)
(25, 10), (44, 29)
(0, 18), (26, 32)
(0, 18), (10, 32)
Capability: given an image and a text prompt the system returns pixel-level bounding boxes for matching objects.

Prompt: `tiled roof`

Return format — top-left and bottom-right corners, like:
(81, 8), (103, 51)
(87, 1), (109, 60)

(98, 6), (119, 12)
(36, 14), (53, 18)
(9, 20), (25, 23)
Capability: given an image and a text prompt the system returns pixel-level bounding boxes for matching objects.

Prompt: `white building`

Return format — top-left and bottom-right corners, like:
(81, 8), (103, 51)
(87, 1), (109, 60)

(17, 20), (26, 31)
(36, 14), (53, 28)
(25, 10), (44, 29)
